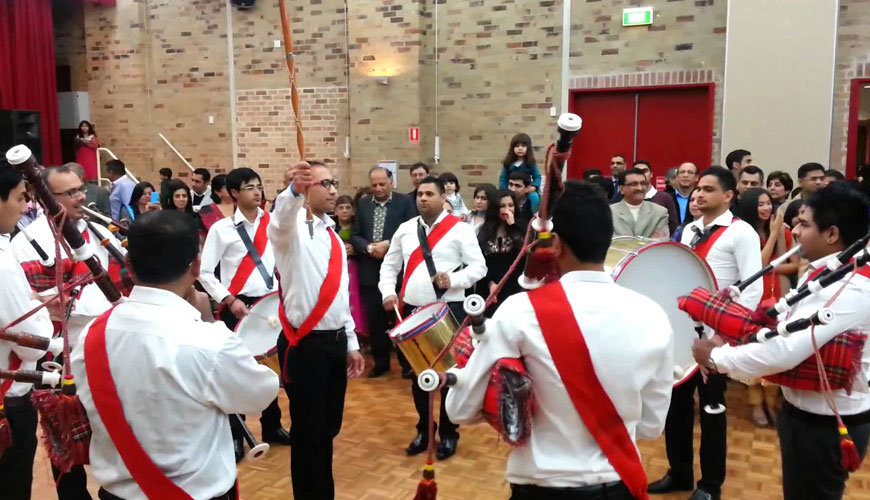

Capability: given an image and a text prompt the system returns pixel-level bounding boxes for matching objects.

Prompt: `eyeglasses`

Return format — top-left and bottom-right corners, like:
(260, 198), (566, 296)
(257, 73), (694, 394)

(239, 184), (264, 192)
(316, 179), (340, 189)
(52, 186), (87, 198)
(624, 181), (648, 188)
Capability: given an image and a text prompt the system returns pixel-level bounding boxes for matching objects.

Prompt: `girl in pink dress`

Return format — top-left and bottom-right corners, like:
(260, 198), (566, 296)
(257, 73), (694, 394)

(334, 195), (368, 339)
(74, 120), (100, 180)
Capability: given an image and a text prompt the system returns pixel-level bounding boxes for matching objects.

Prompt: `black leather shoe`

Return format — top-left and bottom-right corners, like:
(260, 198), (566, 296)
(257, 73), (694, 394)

(687, 489), (719, 500)
(233, 437), (244, 463)
(648, 475), (693, 494)
(436, 435), (458, 460)
(368, 365), (390, 378)
(262, 427), (292, 446)
(405, 432), (428, 455)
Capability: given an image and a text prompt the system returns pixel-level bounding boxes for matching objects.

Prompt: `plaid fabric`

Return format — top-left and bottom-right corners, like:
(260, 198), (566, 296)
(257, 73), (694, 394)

(451, 326), (474, 368)
(20, 258), (133, 297)
(678, 286), (864, 392)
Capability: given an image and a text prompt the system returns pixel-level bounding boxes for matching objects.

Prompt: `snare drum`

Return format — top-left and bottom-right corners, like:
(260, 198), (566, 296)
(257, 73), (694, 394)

(234, 291), (282, 374)
(389, 302), (458, 374)
(607, 237), (717, 385)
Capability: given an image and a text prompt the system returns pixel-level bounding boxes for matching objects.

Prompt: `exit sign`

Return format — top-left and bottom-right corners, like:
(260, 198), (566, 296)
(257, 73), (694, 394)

(409, 127), (420, 144)
(623, 7), (653, 26)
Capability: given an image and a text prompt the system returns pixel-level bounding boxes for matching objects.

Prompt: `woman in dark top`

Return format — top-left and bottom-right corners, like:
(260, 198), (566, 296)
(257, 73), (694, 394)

(477, 189), (525, 315)
(119, 181), (158, 224)
(163, 179), (194, 214)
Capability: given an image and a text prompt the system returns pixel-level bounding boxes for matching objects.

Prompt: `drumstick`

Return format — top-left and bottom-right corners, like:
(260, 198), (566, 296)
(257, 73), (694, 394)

(393, 303), (403, 322)
(246, 311), (281, 329)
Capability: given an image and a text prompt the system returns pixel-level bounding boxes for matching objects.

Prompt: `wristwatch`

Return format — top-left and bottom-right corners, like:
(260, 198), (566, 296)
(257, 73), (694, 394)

(706, 357), (719, 372)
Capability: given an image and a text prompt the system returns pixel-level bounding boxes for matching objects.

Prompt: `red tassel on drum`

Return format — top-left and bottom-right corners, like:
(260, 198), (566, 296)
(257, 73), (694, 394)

(412, 459), (437, 500)
(839, 425), (861, 472)
(0, 405), (12, 458)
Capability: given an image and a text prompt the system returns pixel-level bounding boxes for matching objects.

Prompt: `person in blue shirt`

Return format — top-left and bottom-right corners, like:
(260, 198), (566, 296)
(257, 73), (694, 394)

(106, 159), (136, 219)
(498, 133), (542, 210)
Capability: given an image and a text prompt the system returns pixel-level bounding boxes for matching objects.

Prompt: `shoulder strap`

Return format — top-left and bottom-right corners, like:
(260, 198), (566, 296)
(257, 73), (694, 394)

(528, 283), (649, 500)
(229, 212), (273, 293)
(399, 215), (461, 303)
(691, 217), (738, 260)
(416, 221), (445, 299)
(84, 307), (195, 500)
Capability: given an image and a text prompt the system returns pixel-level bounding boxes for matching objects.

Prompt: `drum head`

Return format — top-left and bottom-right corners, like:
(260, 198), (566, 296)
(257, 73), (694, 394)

(611, 242), (717, 385)
(390, 302), (449, 342)
(235, 291), (282, 357)
(605, 237), (651, 271)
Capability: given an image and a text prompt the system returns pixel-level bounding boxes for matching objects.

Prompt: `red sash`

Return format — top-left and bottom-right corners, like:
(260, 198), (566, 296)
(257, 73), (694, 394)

(227, 212), (271, 296)
(277, 226), (343, 350)
(691, 217), (738, 260)
(84, 307), (195, 500)
(398, 215), (461, 303)
(528, 283), (649, 500)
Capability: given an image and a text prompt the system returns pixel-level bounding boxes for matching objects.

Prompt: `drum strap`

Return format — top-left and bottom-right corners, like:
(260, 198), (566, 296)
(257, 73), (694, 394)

(228, 211), (273, 295)
(417, 221), (445, 299)
(399, 214), (461, 306)
(84, 306), (197, 500)
(690, 217), (738, 259)
(528, 283), (649, 500)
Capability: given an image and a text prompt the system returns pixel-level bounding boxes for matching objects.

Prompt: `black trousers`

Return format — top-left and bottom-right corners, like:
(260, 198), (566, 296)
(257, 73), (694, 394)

(277, 327), (348, 500)
(404, 302), (463, 440)
(360, 284), (392, 370)
(0, 394), (38, 500)
(98, 482), (237, 500)
(779, 402), (870, 500)
(510, 482), (634, 500)
(219, 295), (283, 436)
(662, 371), (727, 495)
(53, 464), (93, 500)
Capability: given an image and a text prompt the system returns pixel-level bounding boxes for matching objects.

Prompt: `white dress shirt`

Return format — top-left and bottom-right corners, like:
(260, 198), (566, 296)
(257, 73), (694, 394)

(268, 187), (358, 352)
(199, 207), (276, 302)
(446, 271), (673, 487)
(711, 254), (870, 415)
(379, 210), (487, 307)
(0, 235), (54, 397)
(192, 186), (214, 213)
(70, 286), (279, 500)
(11, 215), (125, 347)
(680, 210), (763, 310)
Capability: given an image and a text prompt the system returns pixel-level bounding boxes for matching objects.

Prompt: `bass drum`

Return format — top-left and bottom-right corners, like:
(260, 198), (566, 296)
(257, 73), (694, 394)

(606, 237), (718, 386)
(234, 291), (282, 374)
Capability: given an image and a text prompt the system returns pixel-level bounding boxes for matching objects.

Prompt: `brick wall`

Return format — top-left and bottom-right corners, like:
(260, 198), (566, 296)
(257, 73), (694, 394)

(830, 0), (870, 173)
(54, 1), (89, 92)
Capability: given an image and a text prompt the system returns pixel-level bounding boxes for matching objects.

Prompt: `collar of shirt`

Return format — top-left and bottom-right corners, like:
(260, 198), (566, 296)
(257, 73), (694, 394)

(675, 190), (691, 201)
(232, 207), (264, 227)
(690, 209), (735, 231)
(802, 252), (839, 283)
(0, 233), (11, 252)
(126, 286), (201, 320)
(645, 186), (657, 198)
(373, 192), (393, 208)
(560, 270), (614, 285)
(419, 209), (449, 233)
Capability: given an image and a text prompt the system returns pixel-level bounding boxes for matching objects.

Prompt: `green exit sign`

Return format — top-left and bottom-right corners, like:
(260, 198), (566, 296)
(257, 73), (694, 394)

(623, 7), (653, 26)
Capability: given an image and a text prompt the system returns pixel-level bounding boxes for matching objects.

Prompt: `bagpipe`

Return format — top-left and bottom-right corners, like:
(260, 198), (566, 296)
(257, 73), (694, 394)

(1, 144), (124, 473)
(387, 114), (581, 499)
(678, 231), (870, 472)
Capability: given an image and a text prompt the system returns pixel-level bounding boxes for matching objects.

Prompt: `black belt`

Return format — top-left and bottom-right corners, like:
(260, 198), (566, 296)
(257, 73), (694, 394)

(286, 326), (346, 342)
(99, 483), (237, 500)
(511, 480), (630, 498)
(234, 294), (264, 307)
(783, 401), (870, 427)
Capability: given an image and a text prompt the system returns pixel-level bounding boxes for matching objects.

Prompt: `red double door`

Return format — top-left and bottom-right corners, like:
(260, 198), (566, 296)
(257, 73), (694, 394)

(566, 85), (714, 183)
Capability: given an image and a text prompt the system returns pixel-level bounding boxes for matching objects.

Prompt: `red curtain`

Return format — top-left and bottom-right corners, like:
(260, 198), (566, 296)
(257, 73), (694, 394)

(0, 0), (61, 165)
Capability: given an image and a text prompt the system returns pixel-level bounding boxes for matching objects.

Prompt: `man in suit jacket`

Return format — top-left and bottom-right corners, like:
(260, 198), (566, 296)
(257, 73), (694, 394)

(351, 167), (416, 377)
(611, 168), (669, 240)
(634, 160), (679, 234)
(608, 154), (626, 203)
(669, 162), (699, 227)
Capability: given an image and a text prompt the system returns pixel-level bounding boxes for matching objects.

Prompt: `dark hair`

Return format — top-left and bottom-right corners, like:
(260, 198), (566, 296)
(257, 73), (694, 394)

(106, 159), (126, 176)
(740, 165), (765, 183)
(472, 183), (497, 208)
(127, 211), (200, 283)
(0, 164), (23, 202)
(633, 159), (651, 169)
(192, 167), (211, 182)
(502, 133), (536, 170)
(335, 195), (354, 207)
(590, 176), (614, 200)
(699, 166), (737, 195)
(783, 199), (804, 226)
(736, 188), (771, 236)
(478, 189), (523, 248)
(797, 162), (825, 179)
(129, 181), (156, 218)
(410, 162), (430, 175)
(508, 169), (531, 186)
(438, 172), (460, 191)
(163, 179), (193, 213)
(309, 160), (326, 168)
(368, 166), (392, 179)
(210, 174), (227, 203)
(612, 154), (626, 162)
(225, 167), (261, 202)
(553, 181), (613, 263)
(825, 169), (845, 182)
(41, 165), (75, 187)
(418, 176), (445, 195)
(353, 186), (372, 206)
(582, 168), (603, 180)
(804, 182), (870, 247)
(767, 171), (794, 193)
(620, 167), (648, 185)
(159, 168), (173, 179)
(76, 120), (96, 138)
(725, 149), (751, 170)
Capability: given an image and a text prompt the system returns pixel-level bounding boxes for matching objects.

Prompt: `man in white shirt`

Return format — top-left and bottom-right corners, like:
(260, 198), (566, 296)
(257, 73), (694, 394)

(693, 183), (870, 500)
(446, 181), (673, 499)
(270, 161), (365, 499)
(649, 167), (762, 500)
(610, 167), (669, 240)
(380, 176), (487, 460)
(191, 167), (214, 213)
(0, 165), (55, 500)
(71, 210), (278, 500)
(199, 167), (288, 457)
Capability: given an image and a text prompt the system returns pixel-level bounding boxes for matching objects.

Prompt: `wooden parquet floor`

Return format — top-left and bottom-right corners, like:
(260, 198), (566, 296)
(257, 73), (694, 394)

(32, 354), (870, 499)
